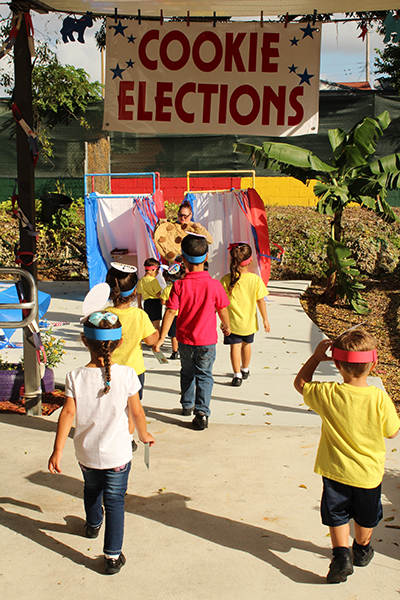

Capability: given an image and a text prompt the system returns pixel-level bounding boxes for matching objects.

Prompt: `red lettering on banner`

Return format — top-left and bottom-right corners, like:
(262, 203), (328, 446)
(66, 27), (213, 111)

(160, 30), (190, 71)
(288, 87), (304, 125)
(138, 30), (159, 70)
(261, 33), (279, 73)
(225, 32), (246, 72)
(155, 82), (173, 121)
(262, 86), (285, 125)
(230, 85), (260, 125)
(248, 32), (258, 72)
(138, 81), (153, 120)
(218, 84), (228, 124)
(192, 32), (223, 72)
(198, 83), (219, 122)
(175, 82), (196, 123)
(118, 81), (135, 120)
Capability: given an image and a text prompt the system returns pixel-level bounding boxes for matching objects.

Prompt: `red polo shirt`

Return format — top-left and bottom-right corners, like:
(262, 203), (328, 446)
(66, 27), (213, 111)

(167, 271), (229, 345)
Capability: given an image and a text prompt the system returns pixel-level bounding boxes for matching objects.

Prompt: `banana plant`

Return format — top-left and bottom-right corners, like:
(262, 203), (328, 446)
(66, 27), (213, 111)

(234, 111), (400, 313)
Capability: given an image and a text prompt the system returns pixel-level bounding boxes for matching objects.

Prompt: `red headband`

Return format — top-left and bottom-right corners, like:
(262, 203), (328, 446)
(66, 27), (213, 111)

(241, 257), (252, 266)
(145, 265), (159, 271)
(332, 348), (377, 363)
(228, 241), (250, 251)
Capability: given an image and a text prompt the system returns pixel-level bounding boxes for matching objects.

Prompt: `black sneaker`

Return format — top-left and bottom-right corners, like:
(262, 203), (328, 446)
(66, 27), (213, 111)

(192, 413), (208, 430)
(85, 522), (102, 539)
(352, 541), (374, 567)
(170, 351), (179, 360)
(326, 553), (353, 583)
(231, 376), (242, 387)
(104, 552), (126, 575)
(182, 406), (194, 416)
(241, 370), (250, 380)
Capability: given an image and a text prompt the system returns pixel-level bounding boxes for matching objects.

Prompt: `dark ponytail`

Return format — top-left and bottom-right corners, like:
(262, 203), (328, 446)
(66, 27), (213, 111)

(228, 243), (252, 294)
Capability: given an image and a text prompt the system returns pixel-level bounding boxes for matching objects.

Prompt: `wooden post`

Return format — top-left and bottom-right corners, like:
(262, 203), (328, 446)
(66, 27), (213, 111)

(13, 10), (41, 415)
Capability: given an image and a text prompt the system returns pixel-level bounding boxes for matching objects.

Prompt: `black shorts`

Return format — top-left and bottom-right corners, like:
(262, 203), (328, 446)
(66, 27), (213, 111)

(321, 477), (383, 528)
(223, 332), (255, 345)
(168, 315), (177, 338)
(143, 298), (162, 322)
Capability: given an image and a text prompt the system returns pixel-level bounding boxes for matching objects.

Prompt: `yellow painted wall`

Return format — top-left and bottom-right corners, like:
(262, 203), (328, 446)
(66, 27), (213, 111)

(241, 176), (318, 207)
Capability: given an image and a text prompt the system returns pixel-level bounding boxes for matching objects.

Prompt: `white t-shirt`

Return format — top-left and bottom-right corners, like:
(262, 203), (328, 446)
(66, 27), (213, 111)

(65, 364), (141, 469)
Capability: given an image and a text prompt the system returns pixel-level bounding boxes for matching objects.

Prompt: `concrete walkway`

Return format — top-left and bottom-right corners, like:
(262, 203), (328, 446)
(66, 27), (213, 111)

(0, 281), (399, 599)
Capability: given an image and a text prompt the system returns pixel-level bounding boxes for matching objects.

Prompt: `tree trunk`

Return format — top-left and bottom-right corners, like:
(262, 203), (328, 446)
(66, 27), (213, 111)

(323, 209), (343, 303)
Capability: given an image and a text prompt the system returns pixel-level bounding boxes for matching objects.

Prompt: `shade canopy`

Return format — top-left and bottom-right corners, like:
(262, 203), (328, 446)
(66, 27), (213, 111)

(29, 1), (400, 18)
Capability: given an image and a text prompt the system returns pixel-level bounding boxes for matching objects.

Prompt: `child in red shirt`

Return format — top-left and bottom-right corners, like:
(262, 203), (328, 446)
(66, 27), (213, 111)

(154, 235), (230, 430)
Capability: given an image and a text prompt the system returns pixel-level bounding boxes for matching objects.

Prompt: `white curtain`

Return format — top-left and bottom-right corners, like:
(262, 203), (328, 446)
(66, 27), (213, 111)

(191, 191), (260, 281)
(96, 195), (157, 278)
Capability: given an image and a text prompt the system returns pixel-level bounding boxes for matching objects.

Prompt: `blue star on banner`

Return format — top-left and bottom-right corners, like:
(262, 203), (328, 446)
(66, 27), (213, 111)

(126, 59), (135, 68)
(297, 68), (314, 86)
(110, 63), (125, 79)
(300, 23), (318, 39)
(288, 64), (297, 73)
(127, 35), (136, 44)
(290, 37), (299, 46)
(111, 20), (128, 36)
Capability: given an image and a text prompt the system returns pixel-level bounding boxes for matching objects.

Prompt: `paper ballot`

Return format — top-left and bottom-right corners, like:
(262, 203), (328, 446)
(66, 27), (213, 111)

(144, 443), (150, 469)
(152, 348), (168, 364)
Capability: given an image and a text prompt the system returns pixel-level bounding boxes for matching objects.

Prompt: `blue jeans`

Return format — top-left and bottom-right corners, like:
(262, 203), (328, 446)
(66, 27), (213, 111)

(80, 461), (131, 556)
(178, 342), (216, 417)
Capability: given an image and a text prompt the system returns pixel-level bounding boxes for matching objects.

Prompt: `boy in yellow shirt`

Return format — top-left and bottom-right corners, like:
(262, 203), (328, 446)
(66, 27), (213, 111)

(137, 258), (162, 331)
(294, 328), (399, 584)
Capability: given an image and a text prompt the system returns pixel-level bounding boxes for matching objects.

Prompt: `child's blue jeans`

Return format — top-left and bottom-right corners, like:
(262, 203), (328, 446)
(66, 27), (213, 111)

(178, 342), (216, 417)
(80, 461), (131, 556)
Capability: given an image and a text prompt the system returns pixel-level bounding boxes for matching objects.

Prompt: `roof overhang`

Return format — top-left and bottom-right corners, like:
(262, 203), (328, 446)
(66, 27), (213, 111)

(20, 1), (400, 18)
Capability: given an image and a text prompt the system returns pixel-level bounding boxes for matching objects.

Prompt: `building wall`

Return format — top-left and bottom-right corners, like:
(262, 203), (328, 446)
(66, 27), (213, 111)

(111, 175), (318, 206)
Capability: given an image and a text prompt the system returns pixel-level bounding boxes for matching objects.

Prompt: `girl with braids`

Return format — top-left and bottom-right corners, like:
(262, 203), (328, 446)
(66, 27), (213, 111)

(105, 264), (159, 401)
(49, 311), (155, 575)
(221, 243), (270, 387)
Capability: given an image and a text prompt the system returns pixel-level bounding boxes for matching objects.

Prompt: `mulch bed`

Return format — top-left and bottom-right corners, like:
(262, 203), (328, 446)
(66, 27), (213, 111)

(0, 388), (65, 416)
(301, 275), (400, 412)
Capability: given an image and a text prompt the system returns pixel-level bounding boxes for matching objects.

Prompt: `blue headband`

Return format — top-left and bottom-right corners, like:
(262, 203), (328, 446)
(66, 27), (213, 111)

(182, 250), (207, 264)
(120, 283), (138, 297)
(84, 326), (122, 341)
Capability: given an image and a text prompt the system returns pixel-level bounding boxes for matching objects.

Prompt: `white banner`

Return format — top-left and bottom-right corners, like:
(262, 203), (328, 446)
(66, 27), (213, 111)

(104, 18), (321, 136)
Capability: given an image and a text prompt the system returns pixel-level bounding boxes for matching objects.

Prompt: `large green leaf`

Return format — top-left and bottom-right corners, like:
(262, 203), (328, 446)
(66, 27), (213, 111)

(233, 141), (335, 184)
(328, 128), (347, 160)
(376, 110), (391, 131)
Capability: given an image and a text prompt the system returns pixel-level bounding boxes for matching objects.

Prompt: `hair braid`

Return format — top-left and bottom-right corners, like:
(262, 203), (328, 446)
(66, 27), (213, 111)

(101, 341), (113, 394)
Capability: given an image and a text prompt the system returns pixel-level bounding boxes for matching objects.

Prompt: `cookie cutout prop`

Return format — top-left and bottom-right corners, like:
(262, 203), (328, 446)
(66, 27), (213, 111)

(154, 220), (213, 261)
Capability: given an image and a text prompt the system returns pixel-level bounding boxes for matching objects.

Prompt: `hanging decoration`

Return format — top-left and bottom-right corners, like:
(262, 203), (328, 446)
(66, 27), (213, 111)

(383, 11), (400, 43)
(358, 21), (368, 42)
(60, 12), (93, 44)
(11, 103), (39, 167)
(24, 12), (35, 58)
(0, 13), (21, 61)
(11, 181), (39, 238)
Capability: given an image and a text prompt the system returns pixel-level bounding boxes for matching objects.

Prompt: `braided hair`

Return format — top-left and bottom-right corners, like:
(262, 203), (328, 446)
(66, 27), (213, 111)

(228, 243), (252, 294)
(106, 266), (138, 307)
(83, 313), (122, 395)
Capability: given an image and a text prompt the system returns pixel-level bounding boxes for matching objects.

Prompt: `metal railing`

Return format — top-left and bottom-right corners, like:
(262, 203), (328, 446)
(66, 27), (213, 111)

(0, 267), (37, 328)
(0, 267), (41, 415)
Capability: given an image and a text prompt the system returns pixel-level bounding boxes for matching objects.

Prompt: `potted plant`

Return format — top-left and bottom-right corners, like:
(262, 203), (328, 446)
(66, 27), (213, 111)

(0, 329), (66, 402)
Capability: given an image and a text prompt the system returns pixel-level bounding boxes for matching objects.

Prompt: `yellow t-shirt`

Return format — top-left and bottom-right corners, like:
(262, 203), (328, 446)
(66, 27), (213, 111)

(106, 305), (156, 375)
(137, 274), (162, 301)
(303, 381), (400, 488)
(220, 272), (268, 336)
(160, 283), (178, 316)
